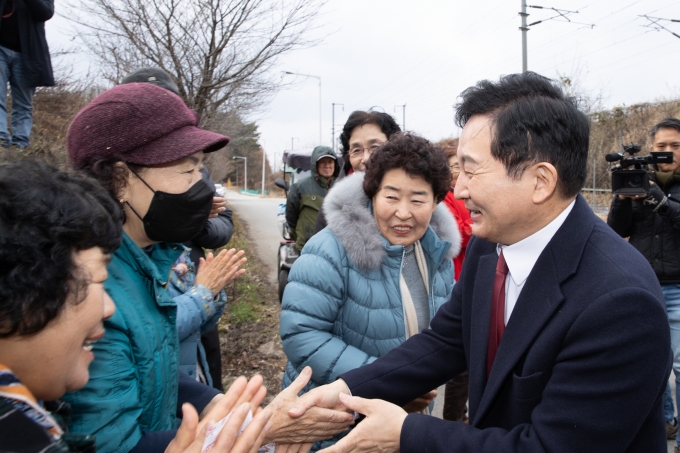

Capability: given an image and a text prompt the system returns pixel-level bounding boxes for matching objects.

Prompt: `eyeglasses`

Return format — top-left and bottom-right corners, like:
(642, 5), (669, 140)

(349, 143), (385, 157)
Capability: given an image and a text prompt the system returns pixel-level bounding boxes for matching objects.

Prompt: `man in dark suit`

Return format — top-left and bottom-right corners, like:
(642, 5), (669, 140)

(285, 72), (672, 452)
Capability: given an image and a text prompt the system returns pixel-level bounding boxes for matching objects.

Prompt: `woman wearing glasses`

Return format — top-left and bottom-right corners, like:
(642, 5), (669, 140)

(314, 110), (401, 233)
(281, 133), (460, 451)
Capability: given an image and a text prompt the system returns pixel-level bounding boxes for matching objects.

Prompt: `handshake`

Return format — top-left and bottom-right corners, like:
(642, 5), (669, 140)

(170, 367), (418, 453)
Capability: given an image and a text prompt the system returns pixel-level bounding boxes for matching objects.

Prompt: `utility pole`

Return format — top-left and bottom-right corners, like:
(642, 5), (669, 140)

(395, 104), (406, 131)
(332, 103), (344, 152)
(233, 156), (247, 191)
(291, 137), (298, 150)
(520, 0), (528, 72)
(261, 147), (266, 195)
(520, 4), (593, 73)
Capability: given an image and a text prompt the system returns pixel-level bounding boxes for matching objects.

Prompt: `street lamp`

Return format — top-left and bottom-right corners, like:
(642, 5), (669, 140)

(260, 139), (266, 195)
(233, 156), (247, 191)
(283, 71), (322, 145)
(332, 103), (344, 153)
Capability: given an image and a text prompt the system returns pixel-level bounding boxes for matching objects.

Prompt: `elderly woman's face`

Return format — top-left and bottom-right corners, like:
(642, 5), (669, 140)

(449, 154), (460, 187)
(348, 124), (388, 172)
(372, 168), (437, 247)
(4, 248), (115, 401)
(120, 151), (205, 245)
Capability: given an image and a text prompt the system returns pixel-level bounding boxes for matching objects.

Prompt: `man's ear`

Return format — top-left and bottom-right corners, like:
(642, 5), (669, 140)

(531, 162), (558, 204)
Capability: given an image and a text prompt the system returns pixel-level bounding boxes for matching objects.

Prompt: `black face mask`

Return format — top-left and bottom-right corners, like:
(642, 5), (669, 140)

(126, 170), (214, 243)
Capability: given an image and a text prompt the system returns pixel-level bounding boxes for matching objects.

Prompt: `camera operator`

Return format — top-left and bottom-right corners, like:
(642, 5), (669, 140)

(607, 117), (680, 450)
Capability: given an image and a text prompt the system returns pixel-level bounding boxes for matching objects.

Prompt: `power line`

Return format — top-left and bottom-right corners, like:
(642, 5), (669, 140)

(641, 14), (680, 39)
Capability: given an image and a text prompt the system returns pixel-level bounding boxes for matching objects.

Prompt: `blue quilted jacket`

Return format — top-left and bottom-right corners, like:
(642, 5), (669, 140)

(280, 172), (460, 392)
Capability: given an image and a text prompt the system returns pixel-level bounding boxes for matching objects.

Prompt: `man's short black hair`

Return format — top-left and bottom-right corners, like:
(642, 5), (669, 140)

(0, 160), (122, 337)
(339, 110), (401, 174)
(650, 118), (680, 142)
(455, 71), (589, 198)
(363, 133), (451, 204)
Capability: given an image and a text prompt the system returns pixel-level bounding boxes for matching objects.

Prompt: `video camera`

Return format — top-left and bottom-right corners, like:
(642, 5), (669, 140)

(605, 144), (674, 196)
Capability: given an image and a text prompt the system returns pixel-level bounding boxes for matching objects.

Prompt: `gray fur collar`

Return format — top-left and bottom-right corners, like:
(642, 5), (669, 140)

(323, 172), (461, 269)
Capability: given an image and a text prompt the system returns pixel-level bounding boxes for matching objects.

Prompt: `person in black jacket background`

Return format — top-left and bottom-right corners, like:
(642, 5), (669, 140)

(0, 0), (54, 149)
(185, 166), (234, 391)
(607, 117), (680, 451)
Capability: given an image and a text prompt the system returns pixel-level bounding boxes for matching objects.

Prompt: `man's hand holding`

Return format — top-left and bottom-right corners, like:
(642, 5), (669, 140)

(317, 393), (406, 453)
(263, 367), (354, 444)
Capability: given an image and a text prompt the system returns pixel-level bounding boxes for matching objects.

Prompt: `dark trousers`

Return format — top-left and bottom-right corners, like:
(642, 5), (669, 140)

(201, 326), (223, 391)
(443, 371), (469, 422)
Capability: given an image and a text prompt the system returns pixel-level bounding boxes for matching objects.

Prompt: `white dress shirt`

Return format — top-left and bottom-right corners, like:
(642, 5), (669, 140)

(497, 199), (576, 325)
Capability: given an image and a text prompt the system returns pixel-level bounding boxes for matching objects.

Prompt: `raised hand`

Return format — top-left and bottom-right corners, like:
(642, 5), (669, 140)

(195, 248), (247, 296)
(209, 197), (227, 218)
(166, 374), (270, 453)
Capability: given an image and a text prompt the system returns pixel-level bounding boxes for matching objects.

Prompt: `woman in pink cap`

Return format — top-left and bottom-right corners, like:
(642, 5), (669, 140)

(64, 83), (252, 453)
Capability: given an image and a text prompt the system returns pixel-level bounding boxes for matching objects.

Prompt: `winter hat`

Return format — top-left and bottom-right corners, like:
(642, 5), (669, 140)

(121, 67), (180, 95)
(67, 83), (229, 167)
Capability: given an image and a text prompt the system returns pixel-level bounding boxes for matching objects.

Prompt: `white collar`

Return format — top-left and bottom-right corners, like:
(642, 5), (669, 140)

(497, 199), (576, 286)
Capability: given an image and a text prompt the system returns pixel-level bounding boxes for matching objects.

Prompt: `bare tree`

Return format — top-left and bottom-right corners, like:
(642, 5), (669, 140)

(65, 0), (326, 120)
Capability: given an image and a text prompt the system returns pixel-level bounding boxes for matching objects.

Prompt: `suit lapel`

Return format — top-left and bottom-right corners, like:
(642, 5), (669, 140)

(473, 245), (566, 423)
(470, 195), (595, 425)
(467, 252), (497, 420)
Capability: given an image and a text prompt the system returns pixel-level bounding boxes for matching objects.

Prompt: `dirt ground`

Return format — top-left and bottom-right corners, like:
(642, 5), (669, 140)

(218, 218), (287, 404)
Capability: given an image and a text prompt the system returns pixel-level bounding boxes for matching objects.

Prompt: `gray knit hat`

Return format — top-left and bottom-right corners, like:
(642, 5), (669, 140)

(121, 67), (180, 95)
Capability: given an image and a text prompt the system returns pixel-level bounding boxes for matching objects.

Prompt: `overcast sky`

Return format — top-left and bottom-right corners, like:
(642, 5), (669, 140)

(46, 0), (680, 168)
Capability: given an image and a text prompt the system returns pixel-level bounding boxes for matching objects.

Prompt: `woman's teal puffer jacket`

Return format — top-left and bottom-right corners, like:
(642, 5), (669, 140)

(62, 232), (183, 453)
(280, 172), (461, 392)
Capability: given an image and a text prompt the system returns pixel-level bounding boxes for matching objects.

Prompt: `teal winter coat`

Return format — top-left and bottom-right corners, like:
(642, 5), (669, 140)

(63, 232), (183, 453)
(280, 172), (461, 392)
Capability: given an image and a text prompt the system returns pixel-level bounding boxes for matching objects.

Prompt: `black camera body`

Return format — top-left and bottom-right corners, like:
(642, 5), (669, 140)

(606, 144), (674, 196)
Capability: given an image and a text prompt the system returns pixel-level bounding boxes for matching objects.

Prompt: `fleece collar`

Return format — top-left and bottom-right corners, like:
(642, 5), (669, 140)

(322, 172), (461, 269)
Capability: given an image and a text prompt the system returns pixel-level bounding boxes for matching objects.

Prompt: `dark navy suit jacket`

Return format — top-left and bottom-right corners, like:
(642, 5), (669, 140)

(341, 195), (672, 452)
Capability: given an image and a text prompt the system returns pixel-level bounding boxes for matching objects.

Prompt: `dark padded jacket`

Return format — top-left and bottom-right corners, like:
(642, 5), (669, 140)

(0, 0), (54, 87)
(285, 146), (338, 251)
(184, 167), (233, 264)
(607, 172), (680, 284)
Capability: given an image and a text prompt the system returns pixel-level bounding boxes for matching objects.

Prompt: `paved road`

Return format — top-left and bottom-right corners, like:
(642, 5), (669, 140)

(225, 189), (286, 286)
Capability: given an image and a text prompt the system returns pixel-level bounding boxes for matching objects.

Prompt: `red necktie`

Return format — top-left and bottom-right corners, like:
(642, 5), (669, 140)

(487, 250), (508, 379)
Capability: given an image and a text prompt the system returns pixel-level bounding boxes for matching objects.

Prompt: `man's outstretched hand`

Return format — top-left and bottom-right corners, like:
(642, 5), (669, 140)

(263, 367), (355, 445)
(318, 394), (406, 453)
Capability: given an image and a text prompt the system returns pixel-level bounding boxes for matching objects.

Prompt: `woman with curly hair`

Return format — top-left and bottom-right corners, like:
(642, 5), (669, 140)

(280, 133), (461, 450)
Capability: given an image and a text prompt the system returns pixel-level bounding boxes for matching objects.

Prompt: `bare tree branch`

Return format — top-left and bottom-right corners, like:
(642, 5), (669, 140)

(64, 0), (326, 120)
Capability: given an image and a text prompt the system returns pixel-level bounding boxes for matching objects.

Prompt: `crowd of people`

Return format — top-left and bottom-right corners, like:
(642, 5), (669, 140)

(0, 63), (678, 453)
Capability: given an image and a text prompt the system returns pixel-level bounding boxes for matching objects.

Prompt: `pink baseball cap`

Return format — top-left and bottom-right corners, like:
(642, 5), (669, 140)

(67, 83), (230, 167)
